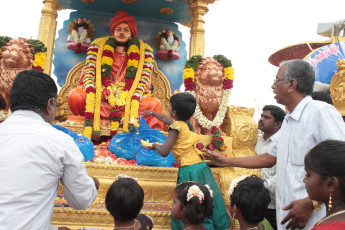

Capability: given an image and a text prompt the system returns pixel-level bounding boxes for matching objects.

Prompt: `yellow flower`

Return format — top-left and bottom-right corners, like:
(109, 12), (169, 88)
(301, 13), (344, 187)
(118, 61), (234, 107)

(128, 59), (139, 68)
(130, 100), (140, 118)
(83, 126), (93, 140)
(224, 67), (234, 80)
(182, 68), (195, 80)
(128, 44), (140, 54)
(111, 120), (119, 131)
(33, 52), (46, 70)
(104, 44), (114, 53)
(102, 56), (113, 66)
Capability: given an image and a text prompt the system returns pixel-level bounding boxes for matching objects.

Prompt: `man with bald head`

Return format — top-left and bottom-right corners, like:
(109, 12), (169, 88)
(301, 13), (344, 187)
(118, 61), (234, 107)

(68, 11), (162, 139)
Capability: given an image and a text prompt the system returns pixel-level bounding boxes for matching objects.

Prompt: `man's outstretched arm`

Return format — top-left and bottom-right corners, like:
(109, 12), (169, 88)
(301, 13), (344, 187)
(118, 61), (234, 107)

(204, 151), (276, 169)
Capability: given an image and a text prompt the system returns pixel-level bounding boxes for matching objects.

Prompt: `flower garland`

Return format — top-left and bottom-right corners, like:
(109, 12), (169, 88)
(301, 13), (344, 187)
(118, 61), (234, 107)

(72, 22), (89, 44)
(187, 185), (205, 204)
(228, 175), (250, 196)
(82, 36), (153, 140)
(0, 37), (46, 72)
(160, 32), (179, 52)
(183, 55), (234, 130)
(196, 126), (227, 151)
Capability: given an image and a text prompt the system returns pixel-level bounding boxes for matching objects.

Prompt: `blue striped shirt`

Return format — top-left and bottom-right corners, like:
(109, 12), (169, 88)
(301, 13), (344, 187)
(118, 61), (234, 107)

(269, 96), (345, 230)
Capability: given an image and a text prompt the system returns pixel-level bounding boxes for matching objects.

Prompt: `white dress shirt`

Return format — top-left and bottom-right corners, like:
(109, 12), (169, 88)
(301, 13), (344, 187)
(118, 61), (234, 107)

(269, 96), (345, 230)
(255, 132), (278, 209)
(0, 110), (98, 230)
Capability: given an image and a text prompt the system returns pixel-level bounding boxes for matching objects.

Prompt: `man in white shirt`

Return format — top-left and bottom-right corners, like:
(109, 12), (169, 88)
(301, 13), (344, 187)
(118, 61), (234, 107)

(206, 59), (345, 230)
(256, 105), (285, 229)
(0, 70), (99, 230)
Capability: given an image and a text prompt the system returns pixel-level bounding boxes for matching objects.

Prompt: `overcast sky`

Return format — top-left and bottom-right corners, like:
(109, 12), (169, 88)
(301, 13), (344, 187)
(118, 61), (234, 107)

(2, 0), (344, 120)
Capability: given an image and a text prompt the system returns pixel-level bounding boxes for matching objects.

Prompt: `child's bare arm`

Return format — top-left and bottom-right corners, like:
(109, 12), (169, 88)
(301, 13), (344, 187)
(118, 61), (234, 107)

(143, 110), (174, 125)
(150, 129), (178, 157)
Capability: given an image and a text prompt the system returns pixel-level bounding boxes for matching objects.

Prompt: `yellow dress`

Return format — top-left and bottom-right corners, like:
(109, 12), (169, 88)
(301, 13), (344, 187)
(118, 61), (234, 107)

(169, 121), (230, 230)
(170, 120), (203, 167)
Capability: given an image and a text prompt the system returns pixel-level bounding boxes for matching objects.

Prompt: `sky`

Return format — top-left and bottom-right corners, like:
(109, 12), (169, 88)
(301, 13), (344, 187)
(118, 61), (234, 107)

(1, 0), (345, 120)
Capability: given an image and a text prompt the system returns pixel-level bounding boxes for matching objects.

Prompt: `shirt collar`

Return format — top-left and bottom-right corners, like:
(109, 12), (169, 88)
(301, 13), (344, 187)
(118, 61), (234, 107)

(259, 131), (278, 142)
(12, 110), (45, 122)
(287, 96), (312, 121)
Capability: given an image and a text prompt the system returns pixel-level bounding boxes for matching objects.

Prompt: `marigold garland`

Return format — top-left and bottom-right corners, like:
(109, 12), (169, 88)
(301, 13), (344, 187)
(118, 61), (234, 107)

(183, 55), (234, 130)
(82, 36), (153, 139)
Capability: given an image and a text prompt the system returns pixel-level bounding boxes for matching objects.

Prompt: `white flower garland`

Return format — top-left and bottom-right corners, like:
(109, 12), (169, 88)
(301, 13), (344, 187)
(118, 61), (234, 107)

(115, 174), (138, 183)
(79, 29), (88, 44)
(186, 185), (205, 203)
(204, 184), (213, 198)
(187, 89), (231, 130)
(72, 29), (79, 43)
(161, 37), (179, 51)
(228, 174), (250, 196)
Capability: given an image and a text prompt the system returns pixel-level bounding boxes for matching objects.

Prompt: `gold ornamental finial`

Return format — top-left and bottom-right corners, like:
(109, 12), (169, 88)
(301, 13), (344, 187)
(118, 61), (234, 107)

(330, 59), (345, 116)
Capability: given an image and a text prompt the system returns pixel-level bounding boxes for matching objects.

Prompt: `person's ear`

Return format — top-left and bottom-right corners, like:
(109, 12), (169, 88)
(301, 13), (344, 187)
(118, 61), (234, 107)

(288, 79), (298, 92)
(274, 121), (282, 129)
(328, 176), (339, 194)
(45, 98), (55, 115)
(233, 204), (241, 220)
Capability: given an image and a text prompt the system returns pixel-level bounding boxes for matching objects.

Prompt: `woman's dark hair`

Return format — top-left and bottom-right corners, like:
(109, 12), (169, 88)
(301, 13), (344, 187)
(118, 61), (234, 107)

(170, 93), (196, 121)
(305, 140), (345, 202)
(10, 70), (57, 113)
(105, 178), (144, 221)
(175, 182), (213, 225)
(230, 175), (270, 224)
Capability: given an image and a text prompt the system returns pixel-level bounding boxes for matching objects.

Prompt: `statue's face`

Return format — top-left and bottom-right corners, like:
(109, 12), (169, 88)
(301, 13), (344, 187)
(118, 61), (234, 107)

(77, 18), (84, 25)
(198, 61), (223, 86)
(166, 30), (172, 36)
(113, 23), (132, 44)
(2, 42), (32, 69)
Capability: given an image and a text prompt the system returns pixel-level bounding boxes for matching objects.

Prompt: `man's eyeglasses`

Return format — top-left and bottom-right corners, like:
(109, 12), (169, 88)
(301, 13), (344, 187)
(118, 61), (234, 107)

(273, 78), (285, 84)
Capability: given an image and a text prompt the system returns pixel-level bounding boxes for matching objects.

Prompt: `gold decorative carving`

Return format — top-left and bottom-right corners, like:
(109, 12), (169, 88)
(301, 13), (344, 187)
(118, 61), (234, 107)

(55, 61), (171, 129)
(80, 0), (94, 3)
(331, 59), (345, 116)
(38, 0), (59, 75)
(160, 8), (174, 14)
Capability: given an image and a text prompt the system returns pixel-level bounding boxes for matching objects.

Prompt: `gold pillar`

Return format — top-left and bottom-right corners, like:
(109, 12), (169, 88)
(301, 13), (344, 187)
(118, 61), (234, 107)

(187, 0), (216, 58)
(38, 0), (59, 75)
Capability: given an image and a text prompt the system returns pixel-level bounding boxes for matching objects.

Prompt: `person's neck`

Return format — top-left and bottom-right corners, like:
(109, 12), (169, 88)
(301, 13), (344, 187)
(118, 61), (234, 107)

(183, 223), (203, 230)
(262, 129), (278, 141)
(285, 94), (306, 112)
(115, 45), (128, 53)
(326, 201), (345, 216)
(239, 222), (261, 230)
(114, 219), (137, 229)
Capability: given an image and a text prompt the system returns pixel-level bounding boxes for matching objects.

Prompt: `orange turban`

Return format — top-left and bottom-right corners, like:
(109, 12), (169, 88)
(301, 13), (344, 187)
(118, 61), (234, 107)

(110, 11), (137, 38)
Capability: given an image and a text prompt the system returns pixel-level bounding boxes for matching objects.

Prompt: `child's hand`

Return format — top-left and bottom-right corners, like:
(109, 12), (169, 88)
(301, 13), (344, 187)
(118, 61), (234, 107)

(141, 110), (151, 117)
(148, 142), (161, 150)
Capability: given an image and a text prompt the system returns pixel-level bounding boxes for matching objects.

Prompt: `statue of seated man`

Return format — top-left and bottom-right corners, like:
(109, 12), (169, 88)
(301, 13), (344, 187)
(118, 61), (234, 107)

(156, 29), (180, 60)
(68, 11), (163, 140)
(67, 18), (92, 53)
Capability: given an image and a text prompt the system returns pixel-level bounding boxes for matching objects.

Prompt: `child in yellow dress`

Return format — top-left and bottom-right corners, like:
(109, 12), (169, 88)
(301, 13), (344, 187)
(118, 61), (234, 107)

(143, 92), (230, 230)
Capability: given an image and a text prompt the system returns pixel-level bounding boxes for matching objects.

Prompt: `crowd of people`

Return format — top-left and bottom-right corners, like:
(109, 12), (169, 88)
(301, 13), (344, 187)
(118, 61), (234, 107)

(1, 42), (345, 230)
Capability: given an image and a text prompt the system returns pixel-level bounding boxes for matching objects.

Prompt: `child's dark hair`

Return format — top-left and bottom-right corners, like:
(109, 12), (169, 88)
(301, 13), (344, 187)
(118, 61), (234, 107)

(230, 175), (270, 224)
(175, 182), (213, 225)
(105, 178), (144, 221)
(305, 140), (345, 202)
(170, 93), (196, 121)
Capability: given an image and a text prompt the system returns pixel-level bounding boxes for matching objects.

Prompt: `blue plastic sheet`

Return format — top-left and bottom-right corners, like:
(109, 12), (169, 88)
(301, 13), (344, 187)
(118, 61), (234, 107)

(108, 126), (141, 160)
(136, 117), (176, 167)
(52, 124), (95, 162)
